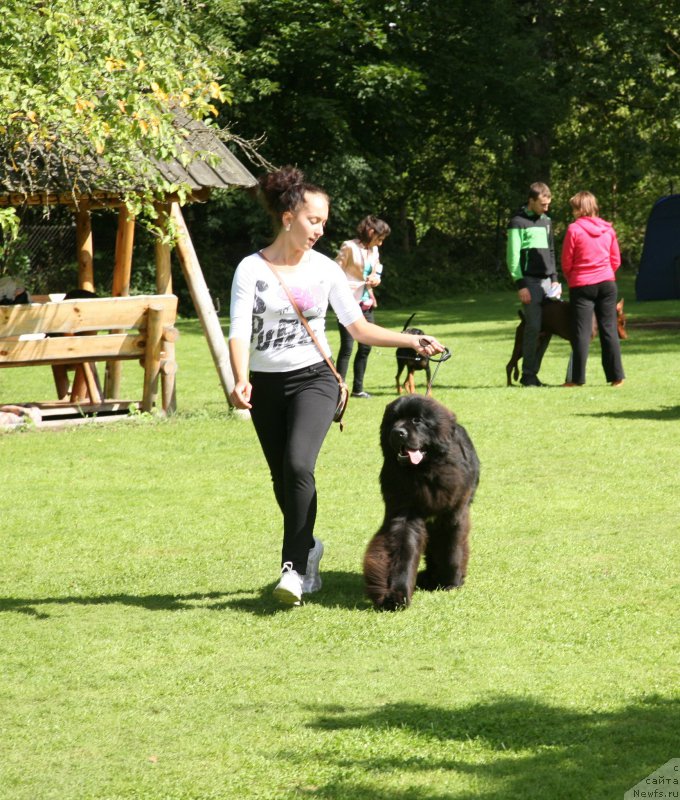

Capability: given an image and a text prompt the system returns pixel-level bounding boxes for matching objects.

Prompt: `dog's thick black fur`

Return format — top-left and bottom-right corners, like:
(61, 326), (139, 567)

(396, 314), (432, 394)
(363, 395), (480, 610)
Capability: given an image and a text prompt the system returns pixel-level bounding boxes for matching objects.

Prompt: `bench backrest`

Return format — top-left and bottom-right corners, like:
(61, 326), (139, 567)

(0, 295), (178, 367)
(0, 295), (177, 336)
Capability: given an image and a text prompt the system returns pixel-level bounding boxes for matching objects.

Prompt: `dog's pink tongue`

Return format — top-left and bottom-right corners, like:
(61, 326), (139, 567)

(408, 449), (424, 465)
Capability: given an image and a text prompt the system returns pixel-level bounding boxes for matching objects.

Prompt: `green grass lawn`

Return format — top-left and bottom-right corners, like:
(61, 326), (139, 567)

(1, 270), (678, 799)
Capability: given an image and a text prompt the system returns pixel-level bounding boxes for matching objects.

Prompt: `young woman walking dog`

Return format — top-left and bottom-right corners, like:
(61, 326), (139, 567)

(228, 166), (445, 606)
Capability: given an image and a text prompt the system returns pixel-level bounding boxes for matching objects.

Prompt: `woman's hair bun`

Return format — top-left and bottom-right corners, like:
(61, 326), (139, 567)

(258, 164), (327, 226)
(259, 165), (306, 216)
(259, 165), (305, 197)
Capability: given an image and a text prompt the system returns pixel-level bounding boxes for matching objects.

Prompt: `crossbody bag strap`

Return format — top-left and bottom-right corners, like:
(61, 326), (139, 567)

(258, 251), (344, 384)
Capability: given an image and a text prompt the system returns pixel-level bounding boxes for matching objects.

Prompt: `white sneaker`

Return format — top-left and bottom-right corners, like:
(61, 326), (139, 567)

(273, 562), (303, 605)
(301, 538), (324, 594)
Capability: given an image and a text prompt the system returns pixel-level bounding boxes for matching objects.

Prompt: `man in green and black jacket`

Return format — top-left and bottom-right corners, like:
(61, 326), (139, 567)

(506, 182), (561, 386)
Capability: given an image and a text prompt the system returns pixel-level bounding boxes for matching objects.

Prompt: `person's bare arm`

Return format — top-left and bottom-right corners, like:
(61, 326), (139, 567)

(346, 317), (445, 355)
(228, 338), (252, 409)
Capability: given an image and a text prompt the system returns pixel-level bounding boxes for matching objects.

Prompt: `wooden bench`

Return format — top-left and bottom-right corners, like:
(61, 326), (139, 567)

(0, 294), (178, 424)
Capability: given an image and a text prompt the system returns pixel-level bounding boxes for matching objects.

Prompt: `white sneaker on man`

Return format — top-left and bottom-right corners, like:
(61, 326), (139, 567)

(302, 538), (324, 594)
(273, 562), (303, 605)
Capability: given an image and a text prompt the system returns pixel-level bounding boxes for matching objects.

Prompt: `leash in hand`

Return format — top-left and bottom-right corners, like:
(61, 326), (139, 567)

(419, 339), (452, 394)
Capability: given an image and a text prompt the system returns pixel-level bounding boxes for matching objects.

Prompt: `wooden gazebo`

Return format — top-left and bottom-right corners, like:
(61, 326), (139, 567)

(0, 110), (257, 426)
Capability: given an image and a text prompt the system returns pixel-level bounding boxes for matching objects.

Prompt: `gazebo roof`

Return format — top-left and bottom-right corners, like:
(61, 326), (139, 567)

(0, 106), (257, 204)
(153, 107), (258, 191)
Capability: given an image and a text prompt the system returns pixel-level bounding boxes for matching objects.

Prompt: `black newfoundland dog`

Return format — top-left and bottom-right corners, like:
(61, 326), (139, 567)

(363, 395), (480, 610)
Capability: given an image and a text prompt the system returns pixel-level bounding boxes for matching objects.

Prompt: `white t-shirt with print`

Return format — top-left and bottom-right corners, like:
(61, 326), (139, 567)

(229, 250), (363, 373)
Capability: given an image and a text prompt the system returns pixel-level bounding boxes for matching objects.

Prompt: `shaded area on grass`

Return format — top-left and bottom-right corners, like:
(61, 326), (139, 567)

(614, 329), (680, 354)
(0, 590), (242, 619)
(205, 570), (371, 615)
(304, 695), (679, 800)
(579, 406), (680, 421)
(0, 571), (372, 618)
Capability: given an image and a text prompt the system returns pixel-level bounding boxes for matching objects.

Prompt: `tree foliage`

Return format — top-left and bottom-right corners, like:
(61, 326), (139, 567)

(201, 0), (679, 299)
(1, 0), (678, 304)
(0, 0), (228, 227)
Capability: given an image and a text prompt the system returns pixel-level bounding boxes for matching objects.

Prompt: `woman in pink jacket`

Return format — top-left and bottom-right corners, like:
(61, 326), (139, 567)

(561, 191), (625, 386)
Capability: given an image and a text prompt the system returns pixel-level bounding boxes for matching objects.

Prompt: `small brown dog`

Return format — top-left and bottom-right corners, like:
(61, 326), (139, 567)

(506, 298), (627, 386)
(396, 314), (432, 394)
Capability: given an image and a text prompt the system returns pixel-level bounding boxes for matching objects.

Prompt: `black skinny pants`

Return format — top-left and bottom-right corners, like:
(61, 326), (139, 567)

(336, 307), (374, 393)
(249, 362), (339, 574)
(569, 280), (625, 384)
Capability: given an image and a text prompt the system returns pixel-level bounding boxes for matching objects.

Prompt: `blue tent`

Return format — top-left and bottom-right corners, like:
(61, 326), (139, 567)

(635, 194), (680, 301)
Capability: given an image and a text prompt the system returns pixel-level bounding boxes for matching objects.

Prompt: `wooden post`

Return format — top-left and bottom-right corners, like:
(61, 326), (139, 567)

(160, 325), (179, 414)
(81, 362), (102, 404)
(105, 205), (136, 399)
(76, 204), (94, 292)
(112, 205), (135, 296)
(142, 305), (163, 413)
(73, 203), (98, 402)
(52, 366), (70, 400)
(154, 201), (173, 294)
(154, 201), (176, 410)
(170, 202), (247, 417)
(160, 345), (178, 414)
(69, 366), (89, 403)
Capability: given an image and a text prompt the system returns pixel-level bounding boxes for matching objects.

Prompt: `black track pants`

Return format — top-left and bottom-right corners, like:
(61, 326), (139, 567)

(249, 362), (339, 574)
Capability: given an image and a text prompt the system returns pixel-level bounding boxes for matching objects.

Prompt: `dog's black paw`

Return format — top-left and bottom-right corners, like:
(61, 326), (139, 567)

(416, 570), (437, 590)
(378, 588), (410, 611)
(417, 570), (465, 591)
